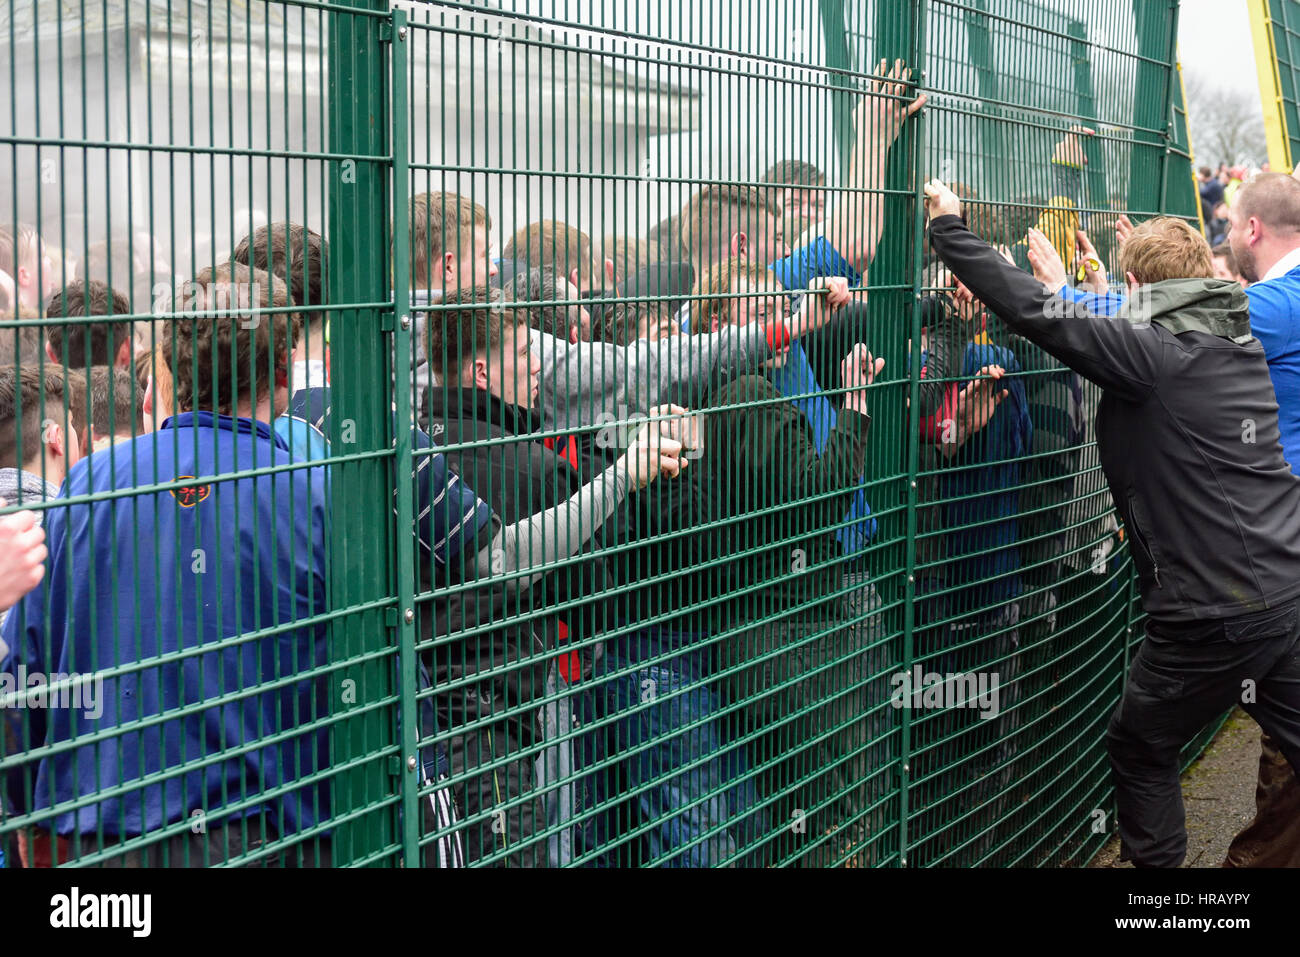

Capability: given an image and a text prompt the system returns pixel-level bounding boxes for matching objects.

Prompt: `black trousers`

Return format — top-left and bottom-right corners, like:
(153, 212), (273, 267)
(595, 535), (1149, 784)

(1107, 601), (1300, 867)
(443, 710), (546, 867)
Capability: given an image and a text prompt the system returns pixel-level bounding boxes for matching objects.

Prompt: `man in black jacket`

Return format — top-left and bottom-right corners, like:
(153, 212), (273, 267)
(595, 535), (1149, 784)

(426, 287), (708, 866)
(426, 286), (605, 866)
(923, 178), (1300, 868)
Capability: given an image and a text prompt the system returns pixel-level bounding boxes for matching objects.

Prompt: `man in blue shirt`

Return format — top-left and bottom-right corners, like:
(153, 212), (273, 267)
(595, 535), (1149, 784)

(1230, 173), (1300, 472)
(2, 262), (332, 866)
(1221, 172), (1300, 868)
(676, 62), (927, 558)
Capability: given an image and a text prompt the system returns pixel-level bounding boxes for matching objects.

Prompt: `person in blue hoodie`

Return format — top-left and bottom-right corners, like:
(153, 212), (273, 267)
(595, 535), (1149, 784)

(909, 261), (1032, 867)
(1, 262), (332, 867)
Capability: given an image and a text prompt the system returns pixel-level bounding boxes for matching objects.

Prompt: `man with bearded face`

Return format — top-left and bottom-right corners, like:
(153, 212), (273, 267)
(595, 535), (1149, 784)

(1221, 171), (1300, 869)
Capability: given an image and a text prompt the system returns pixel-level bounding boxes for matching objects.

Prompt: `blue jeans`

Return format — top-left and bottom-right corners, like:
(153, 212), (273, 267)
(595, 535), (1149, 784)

(592, 632), (762, 867)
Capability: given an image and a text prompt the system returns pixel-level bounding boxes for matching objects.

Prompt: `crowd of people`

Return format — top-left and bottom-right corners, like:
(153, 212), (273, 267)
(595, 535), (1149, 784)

(1, 55), (1299, 869)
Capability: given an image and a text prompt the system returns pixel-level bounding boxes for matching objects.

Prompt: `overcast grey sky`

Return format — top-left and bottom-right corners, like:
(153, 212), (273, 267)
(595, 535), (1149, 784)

(1179, 0), (1258, 95)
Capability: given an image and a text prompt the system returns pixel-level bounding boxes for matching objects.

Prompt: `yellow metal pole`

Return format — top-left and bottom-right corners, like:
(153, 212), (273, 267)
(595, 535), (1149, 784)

(1177, 57), (1206, 233)
(1248, 0), (1292, 170)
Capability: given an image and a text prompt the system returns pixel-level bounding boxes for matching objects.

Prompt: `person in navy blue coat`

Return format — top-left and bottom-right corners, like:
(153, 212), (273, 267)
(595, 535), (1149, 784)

(2, 262), (332, 866)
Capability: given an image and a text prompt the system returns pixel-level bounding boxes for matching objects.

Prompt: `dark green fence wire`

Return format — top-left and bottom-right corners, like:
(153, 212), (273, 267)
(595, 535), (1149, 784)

(0, 0), (1216, 868)
(1253, 0), (1300, 168)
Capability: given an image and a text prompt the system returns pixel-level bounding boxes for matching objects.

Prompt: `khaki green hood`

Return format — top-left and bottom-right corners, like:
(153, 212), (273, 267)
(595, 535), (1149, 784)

(1117, 278), (1253, 343)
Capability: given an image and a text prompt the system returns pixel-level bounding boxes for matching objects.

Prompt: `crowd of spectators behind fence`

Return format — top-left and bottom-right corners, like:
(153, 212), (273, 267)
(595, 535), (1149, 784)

(0, 57), (1297, 869)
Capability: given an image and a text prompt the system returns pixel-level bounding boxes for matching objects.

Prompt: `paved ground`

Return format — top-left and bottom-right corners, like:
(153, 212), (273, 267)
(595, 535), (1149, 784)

(1089, 708), (1260, 868)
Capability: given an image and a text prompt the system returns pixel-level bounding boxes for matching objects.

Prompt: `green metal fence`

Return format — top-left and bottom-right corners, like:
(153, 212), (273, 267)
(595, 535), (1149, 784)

(0, 0), (1217, 868)
(1251, 0), (1300, 170)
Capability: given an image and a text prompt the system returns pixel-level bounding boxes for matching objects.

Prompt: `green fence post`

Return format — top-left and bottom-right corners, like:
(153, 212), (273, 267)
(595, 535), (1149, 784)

(1156, 3), (1183, 213)
(327, 0), (400, 867)
(868, 0), (924, 868)
(387, 4), (421, 868)
(1129, 0), (1177, 213)
(897, 0), (931, 868)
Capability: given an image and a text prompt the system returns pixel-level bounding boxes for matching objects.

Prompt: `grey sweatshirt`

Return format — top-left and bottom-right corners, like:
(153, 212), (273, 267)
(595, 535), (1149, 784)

(0, 468), (61, 656)
(412, 286), (773, 431)
(530, 322), (774, 431)
(474, 459), (630, 592)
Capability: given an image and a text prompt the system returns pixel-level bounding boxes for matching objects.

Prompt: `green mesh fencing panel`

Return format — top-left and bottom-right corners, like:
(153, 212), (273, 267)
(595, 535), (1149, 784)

(0, 0), (1212, 869)
(1256, 0), (1300, 166)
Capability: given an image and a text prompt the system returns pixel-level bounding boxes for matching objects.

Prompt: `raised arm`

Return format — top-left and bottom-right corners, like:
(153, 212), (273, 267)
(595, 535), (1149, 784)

(475, 460), (629, 589)
(470, 410), (697, 591)
(533, 323), (775, 430)
(1033, 126), (1093, 265)
(924, 180), (1162, 401)
(811, 59), (927, 272)
(785, 275), (852, 339)
(1024, 224), (1125, 316)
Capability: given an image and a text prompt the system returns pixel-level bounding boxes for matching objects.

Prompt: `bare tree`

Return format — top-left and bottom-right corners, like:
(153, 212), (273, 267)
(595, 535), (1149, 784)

(1183, 69), (1268, 166)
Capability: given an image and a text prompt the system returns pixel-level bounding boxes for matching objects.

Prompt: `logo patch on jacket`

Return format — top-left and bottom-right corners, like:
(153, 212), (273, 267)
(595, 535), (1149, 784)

(170, 476), (211, 508)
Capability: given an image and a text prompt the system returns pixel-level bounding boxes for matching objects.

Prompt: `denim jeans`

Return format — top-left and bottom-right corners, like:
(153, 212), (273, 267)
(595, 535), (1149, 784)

(591, 631), (762, 867)
(535, 663), (599, 866)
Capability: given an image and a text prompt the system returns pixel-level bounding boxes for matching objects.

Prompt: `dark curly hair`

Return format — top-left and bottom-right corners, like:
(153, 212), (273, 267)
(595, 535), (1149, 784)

(163, 262), (297, 416)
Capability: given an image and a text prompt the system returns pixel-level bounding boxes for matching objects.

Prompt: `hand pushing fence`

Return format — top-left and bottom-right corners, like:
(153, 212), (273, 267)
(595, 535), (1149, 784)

(0, 0), (1224, 868)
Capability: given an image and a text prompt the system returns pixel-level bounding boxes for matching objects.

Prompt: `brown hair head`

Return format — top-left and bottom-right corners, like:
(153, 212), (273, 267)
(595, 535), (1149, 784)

(602, 236), (663, 286)
(88, 364), (145, 438)
(761, 160), (825, 188)
(503, 220), (598, 290)
(1211, 242), (1239, 274)
(426, 285), (512, 383)
(595, 299), (673, 346)
(1118, 217), (1214, 285)
(45, 279), (134, 368)
(163, 262), (297, 416)
(678, 185), (779, 272)
(687, 257), (776, 334)
(407, 192), (490, 289)
(232, 222), (328, 328)
(0, 364), (88, 469)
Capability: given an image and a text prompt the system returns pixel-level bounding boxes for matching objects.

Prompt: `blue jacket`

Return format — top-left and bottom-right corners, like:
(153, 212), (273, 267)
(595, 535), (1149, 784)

(1059, 283), (1127, 317)
(1, 412), (330, 838)
(1246, 266), (1300, 474)
(937, 341), (1033, 606)
(764, 237), (877, 553)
